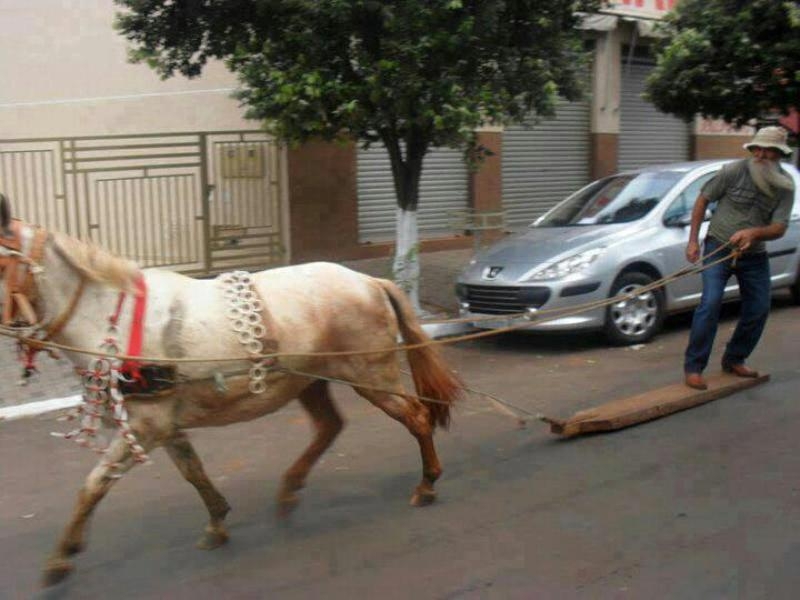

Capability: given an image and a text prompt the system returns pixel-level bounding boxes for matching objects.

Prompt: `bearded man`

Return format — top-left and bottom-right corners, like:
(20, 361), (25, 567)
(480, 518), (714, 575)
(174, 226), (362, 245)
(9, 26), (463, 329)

(684, 126), (796, 390)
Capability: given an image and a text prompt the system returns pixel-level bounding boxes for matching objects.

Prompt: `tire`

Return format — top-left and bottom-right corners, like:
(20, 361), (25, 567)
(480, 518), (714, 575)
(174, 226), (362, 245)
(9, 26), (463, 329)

(790, 263), (800, 306)
(603, 272), (665, 345)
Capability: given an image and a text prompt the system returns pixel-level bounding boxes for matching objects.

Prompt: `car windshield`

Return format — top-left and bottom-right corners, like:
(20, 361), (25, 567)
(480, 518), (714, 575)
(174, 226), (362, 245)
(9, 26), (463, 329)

(534, 171), (684, 227)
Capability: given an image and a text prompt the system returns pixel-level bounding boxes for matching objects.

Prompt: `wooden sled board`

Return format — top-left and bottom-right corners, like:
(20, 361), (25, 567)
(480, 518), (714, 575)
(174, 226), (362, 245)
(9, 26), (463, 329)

(541, 372), (770, 438)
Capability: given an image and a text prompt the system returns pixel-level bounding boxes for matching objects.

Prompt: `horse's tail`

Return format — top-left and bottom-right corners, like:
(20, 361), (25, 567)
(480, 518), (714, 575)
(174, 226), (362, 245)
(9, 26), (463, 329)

(376, 279), (463, 430)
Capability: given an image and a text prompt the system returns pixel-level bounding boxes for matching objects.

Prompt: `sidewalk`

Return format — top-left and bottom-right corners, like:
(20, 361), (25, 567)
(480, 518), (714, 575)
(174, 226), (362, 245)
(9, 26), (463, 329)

(0, 248), (472, 414)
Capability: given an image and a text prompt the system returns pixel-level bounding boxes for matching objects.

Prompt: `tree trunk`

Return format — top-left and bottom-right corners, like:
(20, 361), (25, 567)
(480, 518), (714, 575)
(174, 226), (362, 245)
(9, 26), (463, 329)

(383, 131), (427, 313)
(393, 207), (420, 309)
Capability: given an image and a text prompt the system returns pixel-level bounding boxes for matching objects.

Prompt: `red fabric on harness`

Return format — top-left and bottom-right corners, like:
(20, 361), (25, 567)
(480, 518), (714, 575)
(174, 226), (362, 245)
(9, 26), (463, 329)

(111, 274), (147, 380)
(126, 275), (147, 360)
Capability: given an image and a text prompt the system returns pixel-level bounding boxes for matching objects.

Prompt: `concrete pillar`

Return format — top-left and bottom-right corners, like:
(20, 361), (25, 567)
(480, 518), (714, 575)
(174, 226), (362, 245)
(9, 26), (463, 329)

(469, 127), (504, 243)
(470, 128), (502, 213)
(286, 140), (359, 263)
(590, 28), (622, 179)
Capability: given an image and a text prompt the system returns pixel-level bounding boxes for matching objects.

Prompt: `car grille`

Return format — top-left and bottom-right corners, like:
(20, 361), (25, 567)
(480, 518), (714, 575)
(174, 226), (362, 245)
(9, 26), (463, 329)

(463, 285), (550, 315)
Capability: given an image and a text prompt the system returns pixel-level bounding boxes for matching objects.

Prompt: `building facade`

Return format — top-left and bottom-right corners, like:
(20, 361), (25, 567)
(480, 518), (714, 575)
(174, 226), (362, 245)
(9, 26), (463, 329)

(329, 0), (758, 260)
(0, 0), (779, 267)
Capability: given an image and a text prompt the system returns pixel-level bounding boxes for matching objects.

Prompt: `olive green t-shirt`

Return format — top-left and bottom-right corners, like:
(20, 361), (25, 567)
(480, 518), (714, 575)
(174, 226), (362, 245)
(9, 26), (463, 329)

(703, 159), (794, 253)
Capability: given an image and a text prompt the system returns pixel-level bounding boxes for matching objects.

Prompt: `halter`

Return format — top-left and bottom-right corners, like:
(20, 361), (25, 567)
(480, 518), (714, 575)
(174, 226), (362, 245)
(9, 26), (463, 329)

(0, 219), (87, 379)
(0, 219), (48, 327)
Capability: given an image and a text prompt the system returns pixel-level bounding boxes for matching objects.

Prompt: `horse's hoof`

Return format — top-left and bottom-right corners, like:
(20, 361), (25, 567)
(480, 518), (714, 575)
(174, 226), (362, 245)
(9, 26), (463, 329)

(276, 493), (300, 519)
(410, 490), (437, 507)
(42, 558), (73, 587)
(196, 528), (229, 550)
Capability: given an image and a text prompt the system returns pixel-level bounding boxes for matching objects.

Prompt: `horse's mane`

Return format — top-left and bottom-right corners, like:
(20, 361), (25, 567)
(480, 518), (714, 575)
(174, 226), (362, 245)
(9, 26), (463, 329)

(51, 231), (140, 290)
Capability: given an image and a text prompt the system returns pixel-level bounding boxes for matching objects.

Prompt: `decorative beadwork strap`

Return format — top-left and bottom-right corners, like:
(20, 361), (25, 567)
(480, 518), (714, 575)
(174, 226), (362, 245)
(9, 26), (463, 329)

(217, 270), (274, 394)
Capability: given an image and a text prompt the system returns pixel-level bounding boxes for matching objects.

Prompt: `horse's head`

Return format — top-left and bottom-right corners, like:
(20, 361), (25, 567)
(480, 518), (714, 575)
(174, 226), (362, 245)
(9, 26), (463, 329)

(0, 193), (12, 238)
(0, 193), (20, 323)
(0, 192), (20, 282)
(0, 194), (47, 326)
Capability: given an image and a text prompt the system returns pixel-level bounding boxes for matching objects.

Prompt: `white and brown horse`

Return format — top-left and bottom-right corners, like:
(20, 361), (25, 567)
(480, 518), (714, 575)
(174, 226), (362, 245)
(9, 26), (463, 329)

(0, 195), (461, 585)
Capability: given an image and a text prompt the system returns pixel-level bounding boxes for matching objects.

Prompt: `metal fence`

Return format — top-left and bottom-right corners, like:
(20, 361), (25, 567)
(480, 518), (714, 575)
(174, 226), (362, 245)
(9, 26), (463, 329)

(0, 131), (287, 275)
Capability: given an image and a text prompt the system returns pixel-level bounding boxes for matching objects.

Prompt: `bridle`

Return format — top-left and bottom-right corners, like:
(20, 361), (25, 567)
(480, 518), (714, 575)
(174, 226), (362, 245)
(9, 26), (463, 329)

(0, 219), (87, 359)
(0, 219), (48, 327)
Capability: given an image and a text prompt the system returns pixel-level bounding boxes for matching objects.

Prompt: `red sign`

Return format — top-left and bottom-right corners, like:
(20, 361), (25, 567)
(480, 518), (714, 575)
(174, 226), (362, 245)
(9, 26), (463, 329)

(605, 0), (675, 13)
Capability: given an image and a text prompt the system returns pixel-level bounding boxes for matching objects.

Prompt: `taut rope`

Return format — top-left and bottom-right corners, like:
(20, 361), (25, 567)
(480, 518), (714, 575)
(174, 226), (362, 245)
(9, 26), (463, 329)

(0, 242), (737, 364)
(0, 241), (738, 451)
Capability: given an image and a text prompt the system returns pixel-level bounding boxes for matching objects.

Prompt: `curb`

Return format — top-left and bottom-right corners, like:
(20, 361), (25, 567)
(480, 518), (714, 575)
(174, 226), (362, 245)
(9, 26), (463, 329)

(0, 394), (82, 422)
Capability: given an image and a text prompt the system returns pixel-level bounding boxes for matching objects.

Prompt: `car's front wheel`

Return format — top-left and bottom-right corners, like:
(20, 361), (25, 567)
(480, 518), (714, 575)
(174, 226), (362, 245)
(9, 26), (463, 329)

(604, 272), (665, 345)
(790, 262), (800, 305)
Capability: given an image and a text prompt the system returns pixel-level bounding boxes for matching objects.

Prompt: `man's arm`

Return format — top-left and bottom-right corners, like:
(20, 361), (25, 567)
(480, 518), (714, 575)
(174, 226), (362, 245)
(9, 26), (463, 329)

(685, 194), (709, 263)
(729, 223), (788, 251)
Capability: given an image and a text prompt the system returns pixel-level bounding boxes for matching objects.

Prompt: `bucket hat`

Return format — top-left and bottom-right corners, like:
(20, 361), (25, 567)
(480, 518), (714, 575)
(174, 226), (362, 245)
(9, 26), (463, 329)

(743, 126), (793, 156)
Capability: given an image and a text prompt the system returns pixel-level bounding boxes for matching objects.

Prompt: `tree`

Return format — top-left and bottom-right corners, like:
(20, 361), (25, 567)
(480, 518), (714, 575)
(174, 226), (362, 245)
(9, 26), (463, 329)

(646, 0), (800, 134)
(115, 0), (598, 309)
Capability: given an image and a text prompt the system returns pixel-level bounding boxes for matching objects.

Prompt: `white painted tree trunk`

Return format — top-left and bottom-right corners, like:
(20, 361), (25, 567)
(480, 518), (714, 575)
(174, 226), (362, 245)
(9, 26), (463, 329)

(392, 207), (422, 313)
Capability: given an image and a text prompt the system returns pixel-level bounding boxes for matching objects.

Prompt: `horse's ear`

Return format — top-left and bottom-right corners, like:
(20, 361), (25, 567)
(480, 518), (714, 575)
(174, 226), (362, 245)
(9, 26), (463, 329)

(0, 193), (11, 236)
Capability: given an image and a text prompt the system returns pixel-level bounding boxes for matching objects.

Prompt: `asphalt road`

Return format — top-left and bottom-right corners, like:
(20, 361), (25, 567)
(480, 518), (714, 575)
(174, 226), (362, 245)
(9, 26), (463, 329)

(2, 296), (799, 599)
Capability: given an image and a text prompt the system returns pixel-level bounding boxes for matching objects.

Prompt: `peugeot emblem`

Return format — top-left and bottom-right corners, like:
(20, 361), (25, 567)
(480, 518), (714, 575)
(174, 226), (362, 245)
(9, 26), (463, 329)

(483, 266), (503, 280)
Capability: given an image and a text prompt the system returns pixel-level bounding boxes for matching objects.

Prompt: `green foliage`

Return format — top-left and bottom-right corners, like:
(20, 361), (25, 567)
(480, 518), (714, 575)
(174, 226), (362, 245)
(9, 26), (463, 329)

(115, 0), (598, 209)
(646, 0), (800, 127)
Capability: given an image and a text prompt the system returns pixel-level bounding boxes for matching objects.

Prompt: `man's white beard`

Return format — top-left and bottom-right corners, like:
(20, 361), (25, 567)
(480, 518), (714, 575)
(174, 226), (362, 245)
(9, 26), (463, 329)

(748, 157), (794, 198)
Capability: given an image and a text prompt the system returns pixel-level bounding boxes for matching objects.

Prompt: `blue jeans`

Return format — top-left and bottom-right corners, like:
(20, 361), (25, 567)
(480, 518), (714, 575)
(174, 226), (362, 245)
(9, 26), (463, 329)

(684, 237), (771, 374)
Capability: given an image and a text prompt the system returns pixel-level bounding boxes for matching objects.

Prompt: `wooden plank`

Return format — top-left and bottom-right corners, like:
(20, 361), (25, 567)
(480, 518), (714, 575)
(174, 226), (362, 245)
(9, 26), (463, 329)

(541, 372), (770, 438)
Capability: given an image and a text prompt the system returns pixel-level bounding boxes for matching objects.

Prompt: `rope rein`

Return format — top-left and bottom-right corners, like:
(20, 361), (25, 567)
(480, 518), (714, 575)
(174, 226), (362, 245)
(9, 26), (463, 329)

(2, 241), (738, 449)
(0, 241), (737, 363)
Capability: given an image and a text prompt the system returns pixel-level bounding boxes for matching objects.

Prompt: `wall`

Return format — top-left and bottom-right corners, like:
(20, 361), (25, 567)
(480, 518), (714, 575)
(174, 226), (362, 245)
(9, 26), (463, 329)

(288, 140), (476, 262)
(287, 141), (359, 263)
(14, 1), (761, 265)
(0, 0), (252, 137)
(693, 135), (751, 160)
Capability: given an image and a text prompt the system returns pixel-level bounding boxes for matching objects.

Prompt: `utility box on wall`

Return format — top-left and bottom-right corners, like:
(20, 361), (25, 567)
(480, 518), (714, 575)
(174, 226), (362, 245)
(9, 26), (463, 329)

(220, 144), (265, 178)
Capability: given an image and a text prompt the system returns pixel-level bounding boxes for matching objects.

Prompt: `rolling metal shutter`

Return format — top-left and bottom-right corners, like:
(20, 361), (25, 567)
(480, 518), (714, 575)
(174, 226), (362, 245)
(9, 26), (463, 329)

(618, 61), (691, 171)
(357, 145), (468, 243)
(502, 99), (591, 229)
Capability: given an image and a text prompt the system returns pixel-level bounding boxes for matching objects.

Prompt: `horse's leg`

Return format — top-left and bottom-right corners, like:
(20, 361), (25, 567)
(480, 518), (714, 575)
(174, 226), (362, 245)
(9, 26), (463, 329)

(276, 380), (344, 517)
(43, 434), (153, 586)
(354, 385), (442, 507)
(164, 431), (232, 550)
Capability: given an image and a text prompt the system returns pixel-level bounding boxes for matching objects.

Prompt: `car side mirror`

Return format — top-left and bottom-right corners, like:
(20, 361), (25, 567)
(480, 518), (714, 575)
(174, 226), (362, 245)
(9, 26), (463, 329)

(665, 207), (712, 227)
(664, 213), (692, 227)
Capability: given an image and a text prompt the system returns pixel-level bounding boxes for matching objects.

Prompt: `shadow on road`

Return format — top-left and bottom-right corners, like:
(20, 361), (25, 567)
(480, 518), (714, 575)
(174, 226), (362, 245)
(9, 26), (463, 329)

(456, 292), (798, 357)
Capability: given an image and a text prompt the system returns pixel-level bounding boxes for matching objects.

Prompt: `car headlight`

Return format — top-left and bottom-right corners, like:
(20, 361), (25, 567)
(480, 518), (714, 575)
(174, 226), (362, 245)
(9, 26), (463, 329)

(523, 248), (606, 281)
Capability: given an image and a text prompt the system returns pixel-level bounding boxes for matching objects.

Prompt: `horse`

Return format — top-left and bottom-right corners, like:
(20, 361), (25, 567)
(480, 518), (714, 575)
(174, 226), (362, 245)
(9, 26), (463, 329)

(0, 194), (462, 586)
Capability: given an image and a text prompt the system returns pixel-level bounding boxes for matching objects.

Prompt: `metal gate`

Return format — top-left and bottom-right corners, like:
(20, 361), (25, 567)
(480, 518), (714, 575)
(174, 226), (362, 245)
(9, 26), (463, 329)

(618, 61), (691, 171)
(0, 131), (286, 275)
(502, 99), (592, 229)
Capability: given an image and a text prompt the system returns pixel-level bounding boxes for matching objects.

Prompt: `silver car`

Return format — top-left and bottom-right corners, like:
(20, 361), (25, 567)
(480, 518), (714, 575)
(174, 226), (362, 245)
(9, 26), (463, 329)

(456, 160), (800, 345)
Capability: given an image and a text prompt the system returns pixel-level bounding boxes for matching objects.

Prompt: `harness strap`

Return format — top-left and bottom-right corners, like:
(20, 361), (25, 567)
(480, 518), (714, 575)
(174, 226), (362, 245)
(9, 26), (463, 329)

(22, 277), (88, 353)
(21, 221), (47, 297)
